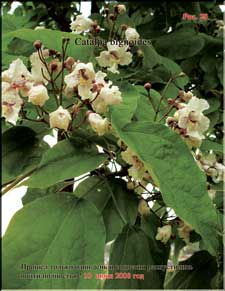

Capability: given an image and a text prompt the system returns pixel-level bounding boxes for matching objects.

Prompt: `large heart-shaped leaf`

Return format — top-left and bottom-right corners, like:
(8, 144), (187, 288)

(26, 140), (107, 188)
(104, 225), (168, 289)
(2, 193), (106, 289)
(75, 176), (138, 242)
(2, 126), (48, 185)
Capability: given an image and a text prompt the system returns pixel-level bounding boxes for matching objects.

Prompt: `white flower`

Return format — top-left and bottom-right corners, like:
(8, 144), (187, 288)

(2, 84), (23, 124)
(177, 221), (193, 244)
(175, 97), (210, 145)
(2, 58), (32, 83)
(30, 49), (50, 85)
(92, 85), (122, 113)
(138, 199), (150, 216)
(49, 106), (71, 131)
(96, 42), (132, 74)
(70, 15), (93, 34)
(2, 59), (33, 96)
(117, 4), (126, 14)
(88, 113), (109, 136)
(125, 27), (140, 42)
(121, 147), (146, 181)
(64, 62), (95, 100)
(197, 153), (225, 183)
(155, 225), (172, 244)
(28, 84), (49, 106)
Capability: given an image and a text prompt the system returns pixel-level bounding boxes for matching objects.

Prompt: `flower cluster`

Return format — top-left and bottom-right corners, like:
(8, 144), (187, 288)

(121, 147), (148, 181)
(166, 91), (210, 147)
(2, 50), (122, 135)
(2, 57), (51, 124)
(196, 152), (225, 184)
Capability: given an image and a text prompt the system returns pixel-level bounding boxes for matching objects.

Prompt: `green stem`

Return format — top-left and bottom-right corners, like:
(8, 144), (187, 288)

(154, 77), (173, 122)
(2, 167), (37, 196)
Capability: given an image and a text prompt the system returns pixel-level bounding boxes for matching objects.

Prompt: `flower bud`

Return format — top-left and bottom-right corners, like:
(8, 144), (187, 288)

(121, 24), (128, 31)
(115, 4), (126, 14)
(49, 49), (57, 56)
(49, 59), (62, 73)
(95, 25), (101, 33)
(109, 13), (117, 21)
(104, 8), (109, 15)
(137, 49), (144, 58)
(179, 90), (185, 97)
(33, 40), (42, 50)
(125, 27), (140, 42)
(144, 82), (151, 91)
(28, 84), (49, 107)
(49, 106), (71, 131)
(64, 57), (75, 71)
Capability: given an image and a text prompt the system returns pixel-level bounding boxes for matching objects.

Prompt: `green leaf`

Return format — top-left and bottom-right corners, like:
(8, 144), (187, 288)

(200, 140), (223, 154)
(104, 225), (165, 289)
(75, 176), (111, 212)
(140, 44), (162, 69)
(22, 182), (66, 205)
(26, 140), (107, 188)
(111, 121), (219, 256)
(2, 126), (48, 185)
(2, 14), (30, 34)
(155, 31), (205, 60)
(2, 193), (105, 289)
(75, 177), (138, 242)
(103, 179), (138, 242)
(165, 251), (218, 289)
(161, 57), (189, 89)
(3, 28), (94, 63)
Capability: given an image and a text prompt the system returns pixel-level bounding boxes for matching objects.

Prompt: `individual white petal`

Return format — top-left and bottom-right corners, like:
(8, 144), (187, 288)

(187, 96), (209, 112)
(78, 84), (92, 100)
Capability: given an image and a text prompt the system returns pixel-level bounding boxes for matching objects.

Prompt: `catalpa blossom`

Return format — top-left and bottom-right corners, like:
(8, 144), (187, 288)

(88, 113), (109, 136)
(49, 106), (71, 131)
(197, 153), (225, 183)
(167, 96), (210, 147)
(28, 84), (49, 107)
(64, 62), (95, 100)
(90, 71), (122, 113)
(155, 225), (172, 244)
(121, 147), (146, 181)
(2, 58), (33, 96)
(125, 27), (140, 42)
(96, 43), (132, 74)
(2, 82), (23, 124)
(92, 85), (122, 113)
(70, 15), (94, 34)
(177, 221), (193, 244)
